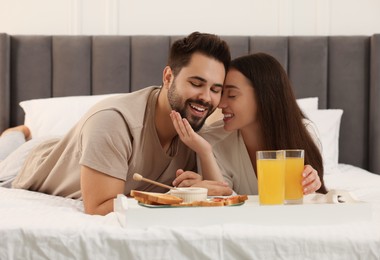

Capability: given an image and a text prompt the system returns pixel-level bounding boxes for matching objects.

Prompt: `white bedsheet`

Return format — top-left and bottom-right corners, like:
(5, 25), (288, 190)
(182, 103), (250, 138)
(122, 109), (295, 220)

(1, 164), (380, 260)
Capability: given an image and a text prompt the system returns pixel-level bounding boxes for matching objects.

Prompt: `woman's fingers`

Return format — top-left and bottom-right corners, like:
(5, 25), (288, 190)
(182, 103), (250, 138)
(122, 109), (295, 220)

(170, 111), (193, 139)
(182, 117), (194, 136)
(192, 180), (233, 196)
(170, 111), (185, 136)
(302, 165), (321, 194)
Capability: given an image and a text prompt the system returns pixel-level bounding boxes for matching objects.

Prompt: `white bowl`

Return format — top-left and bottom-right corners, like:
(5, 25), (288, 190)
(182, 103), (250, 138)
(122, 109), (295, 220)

(169, 187), (208, 203)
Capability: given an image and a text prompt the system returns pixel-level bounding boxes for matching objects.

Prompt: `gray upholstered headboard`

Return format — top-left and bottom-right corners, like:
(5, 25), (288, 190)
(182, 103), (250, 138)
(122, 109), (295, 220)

(0, 33), (379, 174)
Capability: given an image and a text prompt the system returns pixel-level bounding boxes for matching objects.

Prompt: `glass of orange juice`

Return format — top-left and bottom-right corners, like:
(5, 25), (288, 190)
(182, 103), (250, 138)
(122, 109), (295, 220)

(285, 149), (304, 204)
(256, 150), (285, 205)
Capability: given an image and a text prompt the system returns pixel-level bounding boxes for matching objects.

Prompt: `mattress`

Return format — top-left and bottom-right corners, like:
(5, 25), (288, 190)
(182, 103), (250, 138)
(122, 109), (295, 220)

(1, 164), (380, 259)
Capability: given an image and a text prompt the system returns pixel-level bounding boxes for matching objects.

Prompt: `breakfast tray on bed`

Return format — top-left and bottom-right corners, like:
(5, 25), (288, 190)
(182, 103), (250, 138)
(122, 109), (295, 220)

(114, 193), (372, 228)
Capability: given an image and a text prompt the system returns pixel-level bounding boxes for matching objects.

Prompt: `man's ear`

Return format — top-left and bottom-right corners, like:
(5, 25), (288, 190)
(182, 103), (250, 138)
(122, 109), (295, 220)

(162, 66), (173, 89)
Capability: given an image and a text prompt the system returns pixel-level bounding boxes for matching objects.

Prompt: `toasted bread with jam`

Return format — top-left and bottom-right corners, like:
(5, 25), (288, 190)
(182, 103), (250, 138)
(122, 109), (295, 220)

(131, 190), (248, 207)
(130, 190), (183, 205)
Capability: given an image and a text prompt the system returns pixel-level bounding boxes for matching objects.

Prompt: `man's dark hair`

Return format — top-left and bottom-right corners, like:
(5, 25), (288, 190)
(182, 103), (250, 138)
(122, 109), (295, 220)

(168, 32), (231, 76)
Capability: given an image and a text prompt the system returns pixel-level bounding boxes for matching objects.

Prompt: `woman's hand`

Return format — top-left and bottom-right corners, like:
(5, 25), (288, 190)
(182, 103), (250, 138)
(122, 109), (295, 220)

(302, 165), (322, 194)
(170, 111), (212, 156)
(170, 111), (226, 183)
(191, 180), (233, 196)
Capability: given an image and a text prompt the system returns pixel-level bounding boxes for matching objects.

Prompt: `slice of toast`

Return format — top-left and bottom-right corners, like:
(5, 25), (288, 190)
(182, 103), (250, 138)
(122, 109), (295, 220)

(131, 190), (248, 207)
(200, 200), (225, 207)
(133, 195), (163, 205)
(212, 195), (249, 206)
(130, 190), (183, 205)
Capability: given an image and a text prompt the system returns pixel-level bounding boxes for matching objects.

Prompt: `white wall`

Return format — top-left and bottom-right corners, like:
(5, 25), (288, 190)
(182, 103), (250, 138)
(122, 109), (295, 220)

(0, 0), (379, 36)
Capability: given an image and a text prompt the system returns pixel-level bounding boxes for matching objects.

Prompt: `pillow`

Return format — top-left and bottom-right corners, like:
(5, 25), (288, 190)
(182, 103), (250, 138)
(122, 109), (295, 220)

(206, 97), (319, 125)
(20, 94), (319, 138)
(19, 94), (120, 139)
(303, 109), (344, 174)
(296, 97), (319, 111)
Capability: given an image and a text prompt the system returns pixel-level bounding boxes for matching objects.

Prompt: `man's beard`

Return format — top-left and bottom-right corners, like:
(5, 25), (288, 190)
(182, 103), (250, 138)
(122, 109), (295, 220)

(168, 82), (215, 132)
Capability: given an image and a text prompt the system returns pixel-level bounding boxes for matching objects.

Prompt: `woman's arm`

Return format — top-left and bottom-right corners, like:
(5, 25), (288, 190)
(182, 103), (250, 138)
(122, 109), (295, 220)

(170, 111), (225, 182)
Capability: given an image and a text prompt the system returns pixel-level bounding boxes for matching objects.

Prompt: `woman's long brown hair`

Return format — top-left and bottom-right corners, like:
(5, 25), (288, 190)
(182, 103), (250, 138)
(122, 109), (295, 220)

(230, 53), (327, 193)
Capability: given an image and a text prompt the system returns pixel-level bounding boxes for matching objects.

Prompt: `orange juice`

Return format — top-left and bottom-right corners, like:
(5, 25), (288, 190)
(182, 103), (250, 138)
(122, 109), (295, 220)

(257, 158), (285, 205)
(285, 157), (304, 201)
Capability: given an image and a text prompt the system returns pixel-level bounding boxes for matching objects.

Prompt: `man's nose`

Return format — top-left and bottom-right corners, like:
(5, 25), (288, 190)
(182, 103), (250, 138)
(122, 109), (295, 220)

(198, 88), (211, 102)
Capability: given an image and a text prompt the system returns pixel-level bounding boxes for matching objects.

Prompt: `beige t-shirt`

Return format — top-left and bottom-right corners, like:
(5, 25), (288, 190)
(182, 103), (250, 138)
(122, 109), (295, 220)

(12, 86), (196, 199)
(199, 119), (321, 195)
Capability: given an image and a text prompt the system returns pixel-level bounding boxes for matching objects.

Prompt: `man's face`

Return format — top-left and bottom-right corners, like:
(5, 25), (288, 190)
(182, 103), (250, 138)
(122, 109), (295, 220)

(167, 53), (225, 132)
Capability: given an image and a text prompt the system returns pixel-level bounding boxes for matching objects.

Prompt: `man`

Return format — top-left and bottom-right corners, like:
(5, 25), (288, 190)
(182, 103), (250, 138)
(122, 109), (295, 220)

(1, 32), (232, 215)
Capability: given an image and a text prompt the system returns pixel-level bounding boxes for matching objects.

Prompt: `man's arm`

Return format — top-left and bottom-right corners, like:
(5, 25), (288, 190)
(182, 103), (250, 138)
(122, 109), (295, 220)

(173, 170), (233, 196)
(80, 165), (125, 215)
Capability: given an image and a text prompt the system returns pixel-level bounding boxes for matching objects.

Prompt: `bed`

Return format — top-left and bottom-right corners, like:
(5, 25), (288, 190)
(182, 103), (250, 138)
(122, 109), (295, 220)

(1, 33), (380, 259)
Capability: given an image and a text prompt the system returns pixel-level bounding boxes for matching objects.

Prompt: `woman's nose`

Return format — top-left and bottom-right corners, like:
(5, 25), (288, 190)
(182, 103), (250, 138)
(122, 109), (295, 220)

(218, 96), (227, 109)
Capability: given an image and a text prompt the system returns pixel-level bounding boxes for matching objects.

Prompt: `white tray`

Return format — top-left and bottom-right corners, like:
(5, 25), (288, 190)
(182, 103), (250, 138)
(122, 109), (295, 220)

(118, 195), (372, 228)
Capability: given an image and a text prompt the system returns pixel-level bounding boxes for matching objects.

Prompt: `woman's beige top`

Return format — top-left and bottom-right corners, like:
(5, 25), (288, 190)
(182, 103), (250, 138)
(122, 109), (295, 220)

(199, 119), (321, 195)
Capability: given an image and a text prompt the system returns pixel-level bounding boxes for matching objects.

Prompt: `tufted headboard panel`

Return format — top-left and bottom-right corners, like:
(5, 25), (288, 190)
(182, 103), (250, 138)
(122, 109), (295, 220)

(0, 33), (379, 174)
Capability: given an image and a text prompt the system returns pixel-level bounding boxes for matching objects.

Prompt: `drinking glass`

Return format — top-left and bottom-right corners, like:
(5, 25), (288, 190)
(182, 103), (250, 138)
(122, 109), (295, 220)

(285, 149), (305, 204)
(257, 150), (285, 205)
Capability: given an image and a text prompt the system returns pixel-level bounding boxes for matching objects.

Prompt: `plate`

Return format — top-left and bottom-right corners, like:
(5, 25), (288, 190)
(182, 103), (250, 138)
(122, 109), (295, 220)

(137, 201), (245, 208)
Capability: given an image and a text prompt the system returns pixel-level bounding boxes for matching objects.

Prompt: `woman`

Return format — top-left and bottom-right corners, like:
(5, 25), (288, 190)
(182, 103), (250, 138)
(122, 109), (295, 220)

(171, 52), (327, 195)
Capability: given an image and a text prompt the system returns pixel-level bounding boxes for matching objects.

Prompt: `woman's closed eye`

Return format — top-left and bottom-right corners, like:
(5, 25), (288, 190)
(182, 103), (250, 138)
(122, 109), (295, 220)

(226, 90), (238, 98)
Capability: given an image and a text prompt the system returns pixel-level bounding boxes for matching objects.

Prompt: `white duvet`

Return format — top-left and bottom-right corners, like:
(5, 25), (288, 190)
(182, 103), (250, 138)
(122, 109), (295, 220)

(1, 164), (380, 260)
